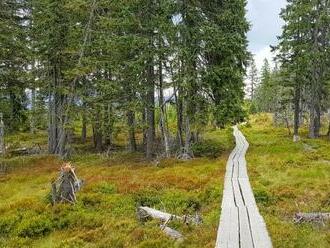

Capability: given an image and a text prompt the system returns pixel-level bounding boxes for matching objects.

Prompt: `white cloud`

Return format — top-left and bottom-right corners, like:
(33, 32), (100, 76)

(253, 46), (275, 71)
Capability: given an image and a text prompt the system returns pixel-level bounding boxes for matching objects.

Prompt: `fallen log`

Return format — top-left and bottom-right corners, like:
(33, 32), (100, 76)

(138, 206), (182, 222)
(137, 206), (202, 241)
(161, 225), (184, 241)
(137, 206), (202, 225)
(294, 212), (330, 225)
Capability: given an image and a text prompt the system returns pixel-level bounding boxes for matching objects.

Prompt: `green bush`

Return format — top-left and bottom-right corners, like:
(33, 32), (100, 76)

(16, 214), (53, 237)
(94, 182), (116, 194)
(191, 141), (223, 158)
(134, 189), (162, 207)
(254, 189), (276, 207)
(0, 215), (20, 235)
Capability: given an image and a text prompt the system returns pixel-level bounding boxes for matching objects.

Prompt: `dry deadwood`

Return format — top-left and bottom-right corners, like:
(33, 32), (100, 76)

(51, 162), (83, 205)
(7, 144), (43, 156)
(176, 147), (194, 161)
(160, 225), (184, 241)
(294, 212), (330, 225)
(137, 206), (202, 240)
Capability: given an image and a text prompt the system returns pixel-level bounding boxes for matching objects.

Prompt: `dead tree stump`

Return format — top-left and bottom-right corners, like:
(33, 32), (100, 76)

(51, 163), (83, 205)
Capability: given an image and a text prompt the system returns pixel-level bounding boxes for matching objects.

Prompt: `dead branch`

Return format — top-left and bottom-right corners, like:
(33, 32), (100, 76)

(294, 212), (330, 225)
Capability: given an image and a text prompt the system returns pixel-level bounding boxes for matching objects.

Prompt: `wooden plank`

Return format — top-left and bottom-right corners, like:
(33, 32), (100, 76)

(216, 206), (231, 247)
(227, 207), (239, 248)
(216, 126), (272, 248)
(232, 178), (245, 207)
(247, 206), (272, 248)
(239, 207), (254, 248)
(238, 178), (257, 207)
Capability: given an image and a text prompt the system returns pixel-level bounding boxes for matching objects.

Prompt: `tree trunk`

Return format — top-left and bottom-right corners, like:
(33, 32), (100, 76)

(293, 82), (300, 142)
(174, 85), (184, 148)
(30, 88), (36, 134)
(104, 103), (113, 147)
(158, 48), (170, 157)
(0, 113), (5, 155)
(314, 103), (321, 138)
(93, 110), (103, 152)
(184, 114), (191, 153)
(81, 102), (87, 144)
(146, 58), (155, 159)
(127, 110), (137, 152)
(48, 64), (60, 154)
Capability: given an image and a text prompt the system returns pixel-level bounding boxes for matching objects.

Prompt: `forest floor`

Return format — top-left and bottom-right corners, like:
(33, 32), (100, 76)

(0, 114), (329, 248)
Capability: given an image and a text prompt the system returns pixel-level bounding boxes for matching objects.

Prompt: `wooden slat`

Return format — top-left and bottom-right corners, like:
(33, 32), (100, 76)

(216, 126), (272, 248)
(228, 207), (239, 247)
(239, 207), (254, 248)
(232, 178), (244, 207)
(247, 206), (272, 248)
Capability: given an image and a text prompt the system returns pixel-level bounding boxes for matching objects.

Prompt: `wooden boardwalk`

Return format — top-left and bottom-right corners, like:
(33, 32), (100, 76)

(215, 126), (272, 248)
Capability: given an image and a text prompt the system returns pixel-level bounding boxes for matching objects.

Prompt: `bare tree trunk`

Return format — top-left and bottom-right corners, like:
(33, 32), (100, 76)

(184, 114), (191, 153)
(0, 113), (5, 155)
(174, 85), (184, 148)
(31, 88), (36, 134)
(146, 58), (155, 159)
(48, 64), (60, 154)
(142, 108), (147, 151)
(103, 103), (113, 147)
(81, 102), (87, 143)
(127, 110), (137, 152)
(293, 83), (300, 142)
(93, 110), (103, 152)
(314, 104), (321, 137)
(158, 46), (170, 157)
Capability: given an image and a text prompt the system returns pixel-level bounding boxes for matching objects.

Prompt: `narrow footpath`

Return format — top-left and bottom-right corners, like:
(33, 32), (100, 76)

(215, 126), (272, 248)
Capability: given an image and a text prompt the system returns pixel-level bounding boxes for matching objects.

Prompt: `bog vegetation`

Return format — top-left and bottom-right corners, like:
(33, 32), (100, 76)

(0, 0), (330, 247)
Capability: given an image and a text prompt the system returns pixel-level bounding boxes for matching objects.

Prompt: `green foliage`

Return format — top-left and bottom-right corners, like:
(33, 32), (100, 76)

(191, 141), (223, 158)
(16, 215), (53, 238)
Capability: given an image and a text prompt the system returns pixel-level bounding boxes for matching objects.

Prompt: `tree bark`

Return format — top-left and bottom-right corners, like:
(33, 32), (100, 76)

(158, 46), (170, 157)
(174, 85), (184, 148)
(146, 57), (155, 159)
(293, 82), (300, 142)
(0, 113), (5, 155)
(127, 110), (137, 152)
(81, 102), (87, 143)
(93, 110), (103, 152)
(31, 88), (36, 134)
(104, 103), (113, 147)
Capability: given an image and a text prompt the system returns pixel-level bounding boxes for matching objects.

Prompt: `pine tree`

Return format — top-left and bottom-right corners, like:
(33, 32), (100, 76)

(277, 0), (330, 139)
(247, 58), (258, 100)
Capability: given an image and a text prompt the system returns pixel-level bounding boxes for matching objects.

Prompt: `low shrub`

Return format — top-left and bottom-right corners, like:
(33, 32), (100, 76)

(16, 214), (53, 237)
(191, 141), (223, 158)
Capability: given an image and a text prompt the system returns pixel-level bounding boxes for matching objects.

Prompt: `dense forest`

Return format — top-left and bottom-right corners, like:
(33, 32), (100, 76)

(0, 0), (330, 247)
(0, 0), (248, 159)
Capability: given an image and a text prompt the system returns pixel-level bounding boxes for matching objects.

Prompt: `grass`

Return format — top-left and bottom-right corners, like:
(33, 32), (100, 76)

(0, 128), (233, 248)
(0, 115), (329, 247)
(242, 114), (330, 248)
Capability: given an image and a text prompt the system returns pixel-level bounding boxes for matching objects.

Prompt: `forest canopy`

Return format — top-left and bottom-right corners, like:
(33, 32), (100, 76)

(0, 0), (249, 159)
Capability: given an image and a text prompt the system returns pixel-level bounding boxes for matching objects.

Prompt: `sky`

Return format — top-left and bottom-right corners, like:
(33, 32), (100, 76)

(246, 0), (287, 70)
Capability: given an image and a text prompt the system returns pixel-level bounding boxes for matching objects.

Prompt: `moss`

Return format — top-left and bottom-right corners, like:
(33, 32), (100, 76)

(1, 114), (328, 247)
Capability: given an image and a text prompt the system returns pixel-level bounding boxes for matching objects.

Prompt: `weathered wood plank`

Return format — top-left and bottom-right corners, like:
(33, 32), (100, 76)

(228, 207), (239, 248)
(239, 207), (254, 248)
(216, 126), (272, 248)
(247, 206), (272, 248)
(232, 178), (245, 207)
